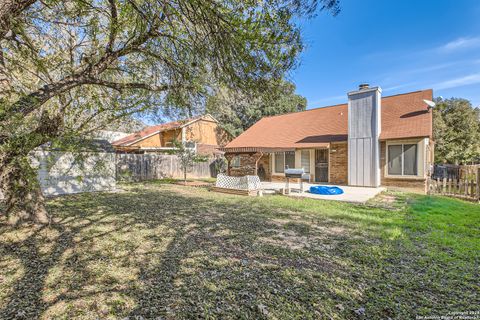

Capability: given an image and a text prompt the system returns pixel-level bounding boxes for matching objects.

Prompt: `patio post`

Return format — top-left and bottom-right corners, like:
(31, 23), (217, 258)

(224, 153), (235, 176)
(252, 152), (263, 176)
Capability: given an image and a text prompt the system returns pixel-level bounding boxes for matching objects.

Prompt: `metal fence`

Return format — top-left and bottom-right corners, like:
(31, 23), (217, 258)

(115, 153), (225, 181)
(428, 165), (480, 202)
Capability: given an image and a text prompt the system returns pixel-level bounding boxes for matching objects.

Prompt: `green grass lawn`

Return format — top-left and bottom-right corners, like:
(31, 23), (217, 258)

(0, 183), (478, 319)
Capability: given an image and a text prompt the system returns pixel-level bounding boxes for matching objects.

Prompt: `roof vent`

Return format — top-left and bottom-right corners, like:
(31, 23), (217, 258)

(359, 83), (369, 90)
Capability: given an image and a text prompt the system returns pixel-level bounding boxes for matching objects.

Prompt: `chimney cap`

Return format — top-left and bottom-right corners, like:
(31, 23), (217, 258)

(359, 83), (370, 90)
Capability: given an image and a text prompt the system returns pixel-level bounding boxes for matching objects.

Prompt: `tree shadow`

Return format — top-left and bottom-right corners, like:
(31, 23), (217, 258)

(0, 185), (388, 319)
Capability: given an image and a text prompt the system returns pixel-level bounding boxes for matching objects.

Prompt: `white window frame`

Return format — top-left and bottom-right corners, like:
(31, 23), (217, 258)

(300, 150), (311, 173)
(386, 143), (419, 177)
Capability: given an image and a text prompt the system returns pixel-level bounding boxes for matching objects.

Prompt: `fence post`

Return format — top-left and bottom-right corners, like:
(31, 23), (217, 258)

(476, 167), (480, 202)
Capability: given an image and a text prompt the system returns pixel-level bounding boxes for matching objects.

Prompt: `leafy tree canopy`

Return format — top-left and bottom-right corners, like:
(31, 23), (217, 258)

(433, 97), (480, 164)
(0, 0), (339, 224)
(206, 78), (307, 136)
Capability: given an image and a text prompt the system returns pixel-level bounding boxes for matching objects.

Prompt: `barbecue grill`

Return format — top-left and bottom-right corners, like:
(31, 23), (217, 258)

(284, 168), (309, 194)
(285, 168), (305, 179)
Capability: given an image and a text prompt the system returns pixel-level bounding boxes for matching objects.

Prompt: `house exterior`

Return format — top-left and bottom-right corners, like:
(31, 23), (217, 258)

(112, 115), (231, 156)
(222, 86), (434, 192)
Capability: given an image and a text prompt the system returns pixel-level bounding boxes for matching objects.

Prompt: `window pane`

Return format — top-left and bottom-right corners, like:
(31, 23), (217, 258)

(274, 152), (285, 173)
(285, 151), (295, 170)
(403, 144), (417, 175)
(301, 150), (310, 173)
(388, 145), (402, 175)
(232, 156), (240, 167)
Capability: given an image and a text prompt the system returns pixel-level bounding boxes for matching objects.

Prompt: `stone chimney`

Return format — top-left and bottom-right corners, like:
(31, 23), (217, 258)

(347, 85), (382, 187)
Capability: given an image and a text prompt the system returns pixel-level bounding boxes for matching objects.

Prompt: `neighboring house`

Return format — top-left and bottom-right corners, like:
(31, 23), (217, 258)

(111, 115), (231, 156)
(94, 130), (132, 143)
(222, 85), (434, 191)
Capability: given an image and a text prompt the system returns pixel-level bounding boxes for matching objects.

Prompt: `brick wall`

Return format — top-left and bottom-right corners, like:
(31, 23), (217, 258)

(228, 153), (260, 177)
(329, 142), (348, 185)
(257, 154), (271, 181)
(380, 141), (426, 192)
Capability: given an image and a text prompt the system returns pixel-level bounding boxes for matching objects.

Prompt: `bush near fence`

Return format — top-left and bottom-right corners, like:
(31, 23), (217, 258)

(116, 153), (225, 181)
(428, 165), (480, 202)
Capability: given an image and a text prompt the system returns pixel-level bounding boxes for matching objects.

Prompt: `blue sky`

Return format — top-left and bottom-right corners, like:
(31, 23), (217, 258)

(292, 0), (480, 109)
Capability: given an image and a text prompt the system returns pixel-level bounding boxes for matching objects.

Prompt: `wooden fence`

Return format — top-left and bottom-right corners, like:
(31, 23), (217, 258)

(116, 153), (224, 181)
(427, 165), (480, 202)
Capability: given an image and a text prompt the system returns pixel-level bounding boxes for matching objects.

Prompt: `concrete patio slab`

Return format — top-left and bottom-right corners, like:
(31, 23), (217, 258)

(260, 181), (385, 203)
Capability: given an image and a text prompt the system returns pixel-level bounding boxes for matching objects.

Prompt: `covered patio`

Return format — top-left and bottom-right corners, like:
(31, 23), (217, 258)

(221, 143), (348, 185)
(260, 181), (385, 203)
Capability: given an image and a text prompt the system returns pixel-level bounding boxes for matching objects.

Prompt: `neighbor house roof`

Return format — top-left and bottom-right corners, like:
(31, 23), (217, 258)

(112, 115), (216, 146)
(224, 89), (433, 151)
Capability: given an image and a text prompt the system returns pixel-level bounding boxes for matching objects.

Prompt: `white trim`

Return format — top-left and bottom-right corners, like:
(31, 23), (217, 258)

(385, 139), (425, 179)
(181, 127), (186, 143)
(180, 114), (219, 128)
(300, 149), (311, 174)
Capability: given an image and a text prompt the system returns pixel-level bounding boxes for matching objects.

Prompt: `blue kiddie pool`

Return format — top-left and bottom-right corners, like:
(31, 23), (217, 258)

(309, 185), (344, 195)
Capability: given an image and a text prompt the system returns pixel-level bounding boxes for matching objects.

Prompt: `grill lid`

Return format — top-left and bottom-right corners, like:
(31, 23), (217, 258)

(285, 168), (305, 176)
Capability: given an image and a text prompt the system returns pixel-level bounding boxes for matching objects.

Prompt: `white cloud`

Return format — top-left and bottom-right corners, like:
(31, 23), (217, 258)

(440, 37), (480, 51)
(433, 73), (480, 90)
(308, 94), (345, 107)
(383, 83), (416, 92)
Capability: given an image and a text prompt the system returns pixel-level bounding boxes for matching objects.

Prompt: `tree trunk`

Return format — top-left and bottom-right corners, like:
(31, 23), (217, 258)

(183, 168), (187, 184)
(0, 153), (49, 225)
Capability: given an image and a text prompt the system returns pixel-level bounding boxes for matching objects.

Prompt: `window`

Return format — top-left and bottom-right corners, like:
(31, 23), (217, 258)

(388, 144), (417, 176)
(231, 156), (241, 168)
(274, 151), (296, 173)
(285, 151), (295, 170)
(301, 150), (310, 173)
(403, 144), (417, 175)
(274, 152), (285, 173)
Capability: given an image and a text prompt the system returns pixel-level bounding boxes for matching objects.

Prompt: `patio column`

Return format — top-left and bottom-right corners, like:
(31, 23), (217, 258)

(251, 152), (263, 176)
(224, 153), (235, 176)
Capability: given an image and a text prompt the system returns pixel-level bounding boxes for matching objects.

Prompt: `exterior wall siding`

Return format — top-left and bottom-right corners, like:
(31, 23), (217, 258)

(348, 87), (381, 187)
(32, 150), (116, 196)
(131, 133), (162, 147)
(185, 119), (231, 146)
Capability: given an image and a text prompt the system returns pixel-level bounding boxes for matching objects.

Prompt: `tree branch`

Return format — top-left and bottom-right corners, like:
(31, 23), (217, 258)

(106, 0), (118, 53)
(84, 77), (189, 93)
(0, 0), (37, 40)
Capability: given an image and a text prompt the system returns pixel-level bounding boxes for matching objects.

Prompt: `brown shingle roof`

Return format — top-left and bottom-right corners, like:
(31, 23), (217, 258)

(112, 115), (204, 146)
(224, 89), (433, 150)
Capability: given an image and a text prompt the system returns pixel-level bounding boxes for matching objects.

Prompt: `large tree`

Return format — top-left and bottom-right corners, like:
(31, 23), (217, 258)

(0, 0), (339, 224)
(206, 79), (307, 136)
(433, 98), (480, 164)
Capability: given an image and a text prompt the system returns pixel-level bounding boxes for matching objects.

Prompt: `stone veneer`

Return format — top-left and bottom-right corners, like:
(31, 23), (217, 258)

(329, 142), (348, 185)
(227, 153), (265, 178)
(380, 141), (426, 192)
(257, 154), (271, 181)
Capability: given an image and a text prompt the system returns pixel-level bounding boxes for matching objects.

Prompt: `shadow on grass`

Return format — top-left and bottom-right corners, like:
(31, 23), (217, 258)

(0, 185), (477, 319)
